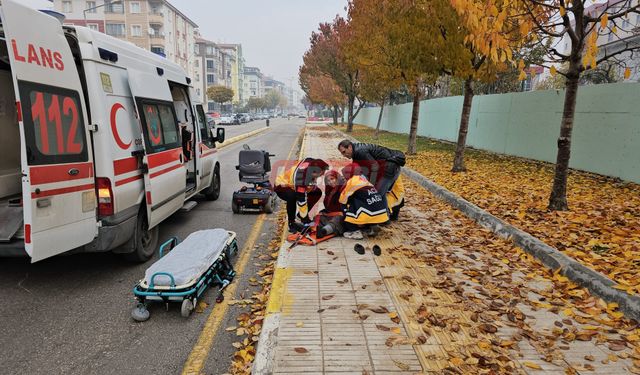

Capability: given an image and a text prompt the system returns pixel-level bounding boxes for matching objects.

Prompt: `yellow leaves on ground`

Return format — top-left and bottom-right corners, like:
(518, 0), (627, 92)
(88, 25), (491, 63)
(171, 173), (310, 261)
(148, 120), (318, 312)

(523, 361), (542, 370)
(343, 125), (640, 294)
(229, 210), (287, 375)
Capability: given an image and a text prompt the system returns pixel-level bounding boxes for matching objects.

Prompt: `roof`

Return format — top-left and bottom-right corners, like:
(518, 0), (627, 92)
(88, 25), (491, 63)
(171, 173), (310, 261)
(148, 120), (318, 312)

(163, 0), (198, 28)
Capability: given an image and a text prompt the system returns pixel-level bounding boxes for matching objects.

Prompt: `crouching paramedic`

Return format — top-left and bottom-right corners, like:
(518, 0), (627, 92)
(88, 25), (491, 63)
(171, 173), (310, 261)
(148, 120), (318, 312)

(275, 158), (329, 232)
(339, 163), (389, 240)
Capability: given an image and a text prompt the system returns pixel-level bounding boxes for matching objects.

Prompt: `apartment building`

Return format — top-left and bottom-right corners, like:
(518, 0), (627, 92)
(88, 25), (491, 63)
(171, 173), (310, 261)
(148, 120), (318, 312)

(243, 66), (263, 100)
(54, 0), (197, 78)
(218, 44), (245, 106)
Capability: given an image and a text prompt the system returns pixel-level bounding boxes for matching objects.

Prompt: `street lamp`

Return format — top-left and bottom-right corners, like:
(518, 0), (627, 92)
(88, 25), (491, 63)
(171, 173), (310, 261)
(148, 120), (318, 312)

(84, 0), (122, 22)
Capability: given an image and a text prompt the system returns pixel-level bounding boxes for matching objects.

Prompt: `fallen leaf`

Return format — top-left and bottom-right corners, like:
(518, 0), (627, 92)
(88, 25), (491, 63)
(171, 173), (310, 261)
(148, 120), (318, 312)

(391, 327), (402, 334)
(523, 361), (542, 370)
(322, 295), (334, 301)
(393, 360), (410, 371)
(296, 322), (304, 328)
(294, 347), (308, 354)
(369, 306), (389, 314)
(376, 324), (391, 331)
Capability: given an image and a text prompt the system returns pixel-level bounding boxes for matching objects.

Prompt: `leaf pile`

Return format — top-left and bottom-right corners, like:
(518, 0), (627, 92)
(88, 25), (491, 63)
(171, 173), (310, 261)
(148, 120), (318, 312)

(227, 210), (286, 375)
(375, 179), (640, 373)
(339, 124), (640, 294)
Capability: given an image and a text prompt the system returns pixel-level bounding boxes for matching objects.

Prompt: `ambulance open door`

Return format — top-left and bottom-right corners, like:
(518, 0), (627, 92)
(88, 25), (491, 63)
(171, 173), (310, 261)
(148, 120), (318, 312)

(1, 0), (97, 262)
(127, 70), (186, 229)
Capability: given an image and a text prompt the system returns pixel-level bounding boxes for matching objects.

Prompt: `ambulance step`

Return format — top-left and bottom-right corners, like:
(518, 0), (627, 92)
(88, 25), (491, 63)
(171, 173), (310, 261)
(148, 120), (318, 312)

(0, 206), (23, 242)
(180, 201), (198, 212)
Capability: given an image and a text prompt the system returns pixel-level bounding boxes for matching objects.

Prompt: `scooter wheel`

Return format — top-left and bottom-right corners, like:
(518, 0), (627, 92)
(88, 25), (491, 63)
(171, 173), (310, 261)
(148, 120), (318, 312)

(216, 293), (224, 303)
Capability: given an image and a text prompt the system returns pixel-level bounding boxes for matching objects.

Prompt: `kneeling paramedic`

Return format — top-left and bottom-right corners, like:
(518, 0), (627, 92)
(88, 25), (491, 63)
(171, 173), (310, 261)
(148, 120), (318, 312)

(339, 163), (389, 239)
(275, 158), (329, 233)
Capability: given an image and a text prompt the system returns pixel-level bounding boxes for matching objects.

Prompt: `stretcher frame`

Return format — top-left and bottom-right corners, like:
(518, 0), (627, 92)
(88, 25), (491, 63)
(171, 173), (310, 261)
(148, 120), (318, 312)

(131, 231), (238, 321)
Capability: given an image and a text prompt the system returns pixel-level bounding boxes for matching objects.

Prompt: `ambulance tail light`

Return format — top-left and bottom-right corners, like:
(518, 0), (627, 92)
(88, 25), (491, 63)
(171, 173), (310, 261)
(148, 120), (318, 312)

(96, 178), (114, 216)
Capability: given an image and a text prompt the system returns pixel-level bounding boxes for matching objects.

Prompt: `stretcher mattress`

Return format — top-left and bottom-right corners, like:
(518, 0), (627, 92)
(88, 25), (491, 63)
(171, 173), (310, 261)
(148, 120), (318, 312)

(144, 229), (230, 287)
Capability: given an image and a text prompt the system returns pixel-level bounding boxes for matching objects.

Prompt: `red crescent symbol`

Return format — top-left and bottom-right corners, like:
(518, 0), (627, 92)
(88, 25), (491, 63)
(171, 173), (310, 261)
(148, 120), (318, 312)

(110, 103), (131, 150)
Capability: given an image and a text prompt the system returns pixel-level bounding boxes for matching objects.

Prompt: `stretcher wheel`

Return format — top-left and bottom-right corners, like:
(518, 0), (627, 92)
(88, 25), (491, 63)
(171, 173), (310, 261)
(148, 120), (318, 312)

(232, 200), (240, 214)
(181, 299), (194, 318)
(132, 304), (150, 322)
(264, 195), (275, 214)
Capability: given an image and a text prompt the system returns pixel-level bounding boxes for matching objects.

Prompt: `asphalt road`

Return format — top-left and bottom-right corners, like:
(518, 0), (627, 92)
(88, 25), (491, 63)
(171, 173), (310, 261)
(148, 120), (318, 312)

(0, 118), (304, 375)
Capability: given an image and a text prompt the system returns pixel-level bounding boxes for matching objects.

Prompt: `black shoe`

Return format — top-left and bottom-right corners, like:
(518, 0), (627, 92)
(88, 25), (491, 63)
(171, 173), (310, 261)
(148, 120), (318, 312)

(288, 222), (303, 233)
(354, 244), (365, 255)
(317, 227), (327, 238)
(372, 245), (382, 256)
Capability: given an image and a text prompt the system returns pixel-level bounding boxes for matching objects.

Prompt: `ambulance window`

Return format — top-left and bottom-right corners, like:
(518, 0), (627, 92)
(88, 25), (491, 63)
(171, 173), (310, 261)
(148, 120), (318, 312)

(196, 105), (214, 148)
(18, 81), (88, 165)
(139, 101), (179, 153)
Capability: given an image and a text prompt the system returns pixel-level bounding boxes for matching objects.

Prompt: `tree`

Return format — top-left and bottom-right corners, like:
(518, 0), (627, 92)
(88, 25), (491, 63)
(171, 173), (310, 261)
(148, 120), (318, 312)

(300, 16), (364, 133)
(300, 71), (346, 124)
(520, 0), (640, 210)
(247, 97), (266, 112)
(207, 85), (234, 110)
(346, 0), (468, 154)
(449, 0), (534, 172)
(263, 90), (285, 111)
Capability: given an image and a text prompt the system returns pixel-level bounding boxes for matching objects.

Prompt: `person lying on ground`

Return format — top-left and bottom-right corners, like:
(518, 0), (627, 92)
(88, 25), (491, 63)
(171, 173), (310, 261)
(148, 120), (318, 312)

(275, 157), (329, 233)
(339, 163), (389, 240)
(337, 139), (406, 212)
(316, 170), (346, 238)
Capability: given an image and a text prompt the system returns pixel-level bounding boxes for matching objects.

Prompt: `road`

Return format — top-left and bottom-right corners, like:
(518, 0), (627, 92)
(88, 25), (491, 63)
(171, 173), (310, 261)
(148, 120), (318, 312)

(0, 118), (304, 375)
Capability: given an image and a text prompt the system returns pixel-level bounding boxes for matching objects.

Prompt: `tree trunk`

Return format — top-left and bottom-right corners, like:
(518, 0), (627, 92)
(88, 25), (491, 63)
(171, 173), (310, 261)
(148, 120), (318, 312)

(407, 84), (421, 155)
(375, 101), (385, 139)
(548, 68), (580, 211)
(332, 105), (339, 125)
(346, 95), (355, 132)
(452, 78), (474, 172)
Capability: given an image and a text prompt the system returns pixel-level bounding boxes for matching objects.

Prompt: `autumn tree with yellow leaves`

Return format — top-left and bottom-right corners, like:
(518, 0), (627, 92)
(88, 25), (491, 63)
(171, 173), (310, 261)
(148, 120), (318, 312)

(518, 0), (640, 210)
(346, 0), (469, 154)
(449, 0), (534, 172)
(299, 71), (345, 125)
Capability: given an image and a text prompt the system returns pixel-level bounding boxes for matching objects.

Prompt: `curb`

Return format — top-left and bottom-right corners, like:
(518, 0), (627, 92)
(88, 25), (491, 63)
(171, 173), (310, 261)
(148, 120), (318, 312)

(217, 126), (269, 150)
(331, 125), (640, 321)
(252, 128), (306, 375)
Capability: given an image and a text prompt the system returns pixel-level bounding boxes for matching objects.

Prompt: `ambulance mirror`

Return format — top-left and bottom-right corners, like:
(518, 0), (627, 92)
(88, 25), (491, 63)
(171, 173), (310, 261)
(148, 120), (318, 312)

(215, 128), (225, 143)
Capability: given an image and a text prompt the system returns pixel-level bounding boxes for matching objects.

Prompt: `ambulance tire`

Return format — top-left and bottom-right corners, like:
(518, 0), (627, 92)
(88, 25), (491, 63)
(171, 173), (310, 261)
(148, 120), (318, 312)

(125, 210), (159, 263)
(204, 165), (221, 201)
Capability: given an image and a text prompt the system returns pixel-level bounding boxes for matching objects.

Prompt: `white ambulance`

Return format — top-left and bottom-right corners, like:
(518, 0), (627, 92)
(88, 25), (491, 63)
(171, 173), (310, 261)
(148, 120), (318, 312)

(0, 0), (225, 262)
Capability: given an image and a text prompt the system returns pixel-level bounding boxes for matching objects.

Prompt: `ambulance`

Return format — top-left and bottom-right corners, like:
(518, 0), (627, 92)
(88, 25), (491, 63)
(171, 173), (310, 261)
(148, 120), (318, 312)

(0, 0), (225, 262)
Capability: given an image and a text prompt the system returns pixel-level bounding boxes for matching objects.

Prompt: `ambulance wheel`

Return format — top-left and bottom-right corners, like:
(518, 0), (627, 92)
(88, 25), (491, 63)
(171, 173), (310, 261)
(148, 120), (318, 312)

(232, 200), (240, 214)
(264, 195), (275, 214)
(181, 299), (194, 318)
(204, 166), (221, 201)
(125, 211), (159, 263)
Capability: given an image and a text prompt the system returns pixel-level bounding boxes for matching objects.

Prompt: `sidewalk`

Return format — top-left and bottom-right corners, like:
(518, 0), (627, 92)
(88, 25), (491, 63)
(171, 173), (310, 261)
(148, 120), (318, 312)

(253, 124), (639, 375)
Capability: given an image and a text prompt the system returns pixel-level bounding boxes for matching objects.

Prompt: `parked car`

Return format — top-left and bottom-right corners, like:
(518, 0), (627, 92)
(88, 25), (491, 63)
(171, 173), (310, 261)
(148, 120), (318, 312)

(206, 114), (216, 126)
(298, 114), (306, 118)
(240, 113), (252, 123)
(218, 115), (239, 125)
(232, 113), (245, 124)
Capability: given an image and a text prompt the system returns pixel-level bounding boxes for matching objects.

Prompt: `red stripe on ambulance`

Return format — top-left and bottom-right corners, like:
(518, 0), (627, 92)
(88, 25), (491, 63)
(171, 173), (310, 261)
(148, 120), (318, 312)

(147, 148), (181, 169)
(31, 183), (94, 198)
(115, 174), (143, 187)
(30, 162), (93, 185)
(150, 163), (182, 179)
(113, 157), (139, 176)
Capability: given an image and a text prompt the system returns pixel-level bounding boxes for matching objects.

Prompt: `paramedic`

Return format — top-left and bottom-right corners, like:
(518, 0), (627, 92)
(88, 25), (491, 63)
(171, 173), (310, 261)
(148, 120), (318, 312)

(337, 140), (405, 210)
(275, 158), (329, 233)
(180, 123), (193, 162)
(339, 163), (389, 239)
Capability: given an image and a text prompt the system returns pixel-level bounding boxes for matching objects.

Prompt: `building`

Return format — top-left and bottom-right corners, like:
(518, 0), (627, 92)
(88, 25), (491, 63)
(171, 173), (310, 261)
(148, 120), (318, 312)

(262, 77), (285, 96)
(218, 44), (245, 106)
(243, 66), (263, 100)
(54, 0), (198, 78)
(556, 0), (640, 83)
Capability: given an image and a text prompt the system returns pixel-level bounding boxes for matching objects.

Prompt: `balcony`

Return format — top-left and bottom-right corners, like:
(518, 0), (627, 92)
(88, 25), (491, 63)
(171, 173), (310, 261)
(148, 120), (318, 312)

(149, 11), (163, 24)
(149, 30), (165, 44)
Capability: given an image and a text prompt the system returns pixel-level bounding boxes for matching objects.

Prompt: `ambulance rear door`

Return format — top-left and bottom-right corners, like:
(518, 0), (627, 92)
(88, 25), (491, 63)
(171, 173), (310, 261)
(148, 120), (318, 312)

(127, 70), (186, 228)
(1, 0), (97, 262)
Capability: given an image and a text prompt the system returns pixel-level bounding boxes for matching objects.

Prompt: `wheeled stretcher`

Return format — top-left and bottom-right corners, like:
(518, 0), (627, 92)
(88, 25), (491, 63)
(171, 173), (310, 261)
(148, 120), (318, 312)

(131, 229), (238, 321)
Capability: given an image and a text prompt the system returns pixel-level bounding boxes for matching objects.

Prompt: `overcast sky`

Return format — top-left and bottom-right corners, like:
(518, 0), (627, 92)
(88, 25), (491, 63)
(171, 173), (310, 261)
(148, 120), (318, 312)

(170, 0), (347, 91)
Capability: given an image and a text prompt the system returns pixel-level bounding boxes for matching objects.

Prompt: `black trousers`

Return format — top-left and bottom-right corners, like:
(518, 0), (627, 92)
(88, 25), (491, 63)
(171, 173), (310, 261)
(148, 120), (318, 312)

(275, 186), (322, 223)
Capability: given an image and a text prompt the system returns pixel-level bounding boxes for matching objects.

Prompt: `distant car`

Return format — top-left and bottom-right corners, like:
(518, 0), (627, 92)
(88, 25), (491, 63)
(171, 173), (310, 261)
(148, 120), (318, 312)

(218, 115), (240, 125)
(206, 114), (216, 126)
(298, 114), (306, 118)
(232, 113), (245, 124)
(239, 113), (251, 123)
